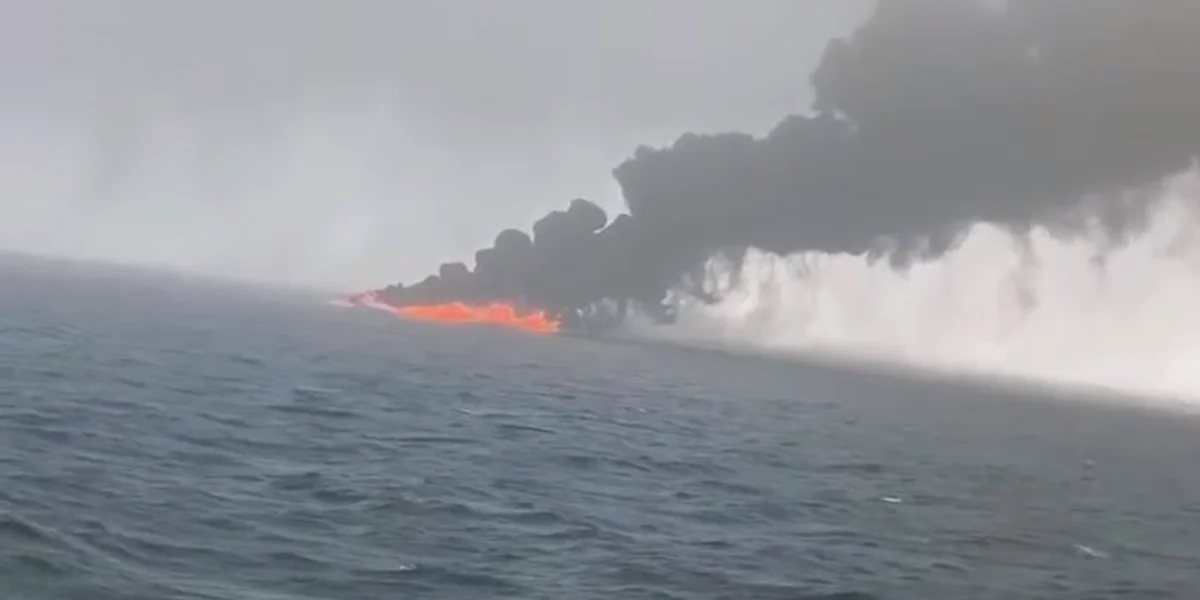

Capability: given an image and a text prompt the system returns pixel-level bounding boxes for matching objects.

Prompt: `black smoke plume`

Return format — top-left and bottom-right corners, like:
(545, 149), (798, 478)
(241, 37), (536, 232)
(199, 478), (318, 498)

(375, 0), (1200, 332)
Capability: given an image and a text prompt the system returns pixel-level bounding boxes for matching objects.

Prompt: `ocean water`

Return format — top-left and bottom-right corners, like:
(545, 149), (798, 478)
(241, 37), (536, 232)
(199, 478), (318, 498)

(1, 256), (1198, 599)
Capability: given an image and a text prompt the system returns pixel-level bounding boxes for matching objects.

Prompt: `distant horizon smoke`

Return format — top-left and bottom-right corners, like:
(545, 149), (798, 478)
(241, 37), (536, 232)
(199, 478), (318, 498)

(376, 0), (1200, 331)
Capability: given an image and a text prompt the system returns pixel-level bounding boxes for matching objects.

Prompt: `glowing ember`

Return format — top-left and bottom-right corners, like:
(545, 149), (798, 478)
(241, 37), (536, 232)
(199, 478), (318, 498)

(335, 291), (559, 334)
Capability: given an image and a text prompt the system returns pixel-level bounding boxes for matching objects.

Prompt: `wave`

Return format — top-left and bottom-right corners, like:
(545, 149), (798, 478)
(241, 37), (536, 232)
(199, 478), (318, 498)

(632, 169), (1200, 404)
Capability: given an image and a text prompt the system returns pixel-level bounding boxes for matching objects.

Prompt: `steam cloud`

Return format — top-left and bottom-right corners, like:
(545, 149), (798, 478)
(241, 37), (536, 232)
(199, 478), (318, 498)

(376, 0), (1200, 331)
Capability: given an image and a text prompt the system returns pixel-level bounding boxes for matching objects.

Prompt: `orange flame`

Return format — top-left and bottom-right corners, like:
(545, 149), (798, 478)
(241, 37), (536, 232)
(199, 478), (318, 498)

(399, 302), (559, 334)
(335, 291), (559, 334)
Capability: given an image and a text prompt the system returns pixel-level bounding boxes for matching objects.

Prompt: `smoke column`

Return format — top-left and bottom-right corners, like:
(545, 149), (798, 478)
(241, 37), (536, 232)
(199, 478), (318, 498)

(8, 1), (1200, 401)
(363, 0), (1200, 402)
(639, 170), (1200, 402)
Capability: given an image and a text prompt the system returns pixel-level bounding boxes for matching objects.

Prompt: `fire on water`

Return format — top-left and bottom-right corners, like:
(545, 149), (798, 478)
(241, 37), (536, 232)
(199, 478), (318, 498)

(331, 291), (560, 334)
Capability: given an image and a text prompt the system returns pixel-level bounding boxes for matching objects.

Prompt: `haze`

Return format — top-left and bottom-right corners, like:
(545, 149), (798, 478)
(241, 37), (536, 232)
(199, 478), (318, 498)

(0, 0), (869, 290)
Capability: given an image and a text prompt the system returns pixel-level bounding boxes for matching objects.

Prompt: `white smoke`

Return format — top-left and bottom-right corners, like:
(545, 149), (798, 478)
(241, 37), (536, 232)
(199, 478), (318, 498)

(640, 169), (1200, 405)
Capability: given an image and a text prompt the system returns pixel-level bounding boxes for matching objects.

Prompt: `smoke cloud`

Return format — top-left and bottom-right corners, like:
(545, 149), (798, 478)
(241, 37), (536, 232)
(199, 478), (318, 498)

(644, 169), (1200, 404)
(377, 0), (1200, 332)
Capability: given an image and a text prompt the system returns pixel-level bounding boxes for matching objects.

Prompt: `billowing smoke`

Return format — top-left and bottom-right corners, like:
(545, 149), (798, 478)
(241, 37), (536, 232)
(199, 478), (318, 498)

(375, 0), (1200, 333)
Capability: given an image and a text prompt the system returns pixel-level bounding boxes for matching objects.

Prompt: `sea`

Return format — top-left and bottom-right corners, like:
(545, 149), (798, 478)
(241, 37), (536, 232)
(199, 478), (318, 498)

(1, 254), (1198, 599)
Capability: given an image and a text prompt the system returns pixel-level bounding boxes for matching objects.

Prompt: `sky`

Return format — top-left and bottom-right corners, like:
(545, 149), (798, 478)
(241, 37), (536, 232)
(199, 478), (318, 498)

(0, 0), (871, 289)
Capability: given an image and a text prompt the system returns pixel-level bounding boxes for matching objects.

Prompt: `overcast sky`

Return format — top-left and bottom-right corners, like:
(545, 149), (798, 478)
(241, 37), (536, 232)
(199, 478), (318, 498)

(0, 0), (871, 289)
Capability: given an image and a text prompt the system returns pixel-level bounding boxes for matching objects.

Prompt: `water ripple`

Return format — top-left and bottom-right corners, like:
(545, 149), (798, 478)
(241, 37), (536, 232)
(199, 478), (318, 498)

(1, 265), (1199, 598)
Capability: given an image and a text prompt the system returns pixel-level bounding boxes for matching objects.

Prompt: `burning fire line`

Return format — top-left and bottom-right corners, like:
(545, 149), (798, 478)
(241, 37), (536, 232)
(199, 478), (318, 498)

(331, 291), (560, 334)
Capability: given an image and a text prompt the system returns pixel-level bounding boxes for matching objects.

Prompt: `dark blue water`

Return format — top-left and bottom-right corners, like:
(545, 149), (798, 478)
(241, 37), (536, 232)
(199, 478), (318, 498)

(2, 256), (1199, 599)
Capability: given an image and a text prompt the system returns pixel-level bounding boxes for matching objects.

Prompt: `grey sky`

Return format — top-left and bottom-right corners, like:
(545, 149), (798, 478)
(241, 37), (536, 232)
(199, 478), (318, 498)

(0, 0), (869, 289)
